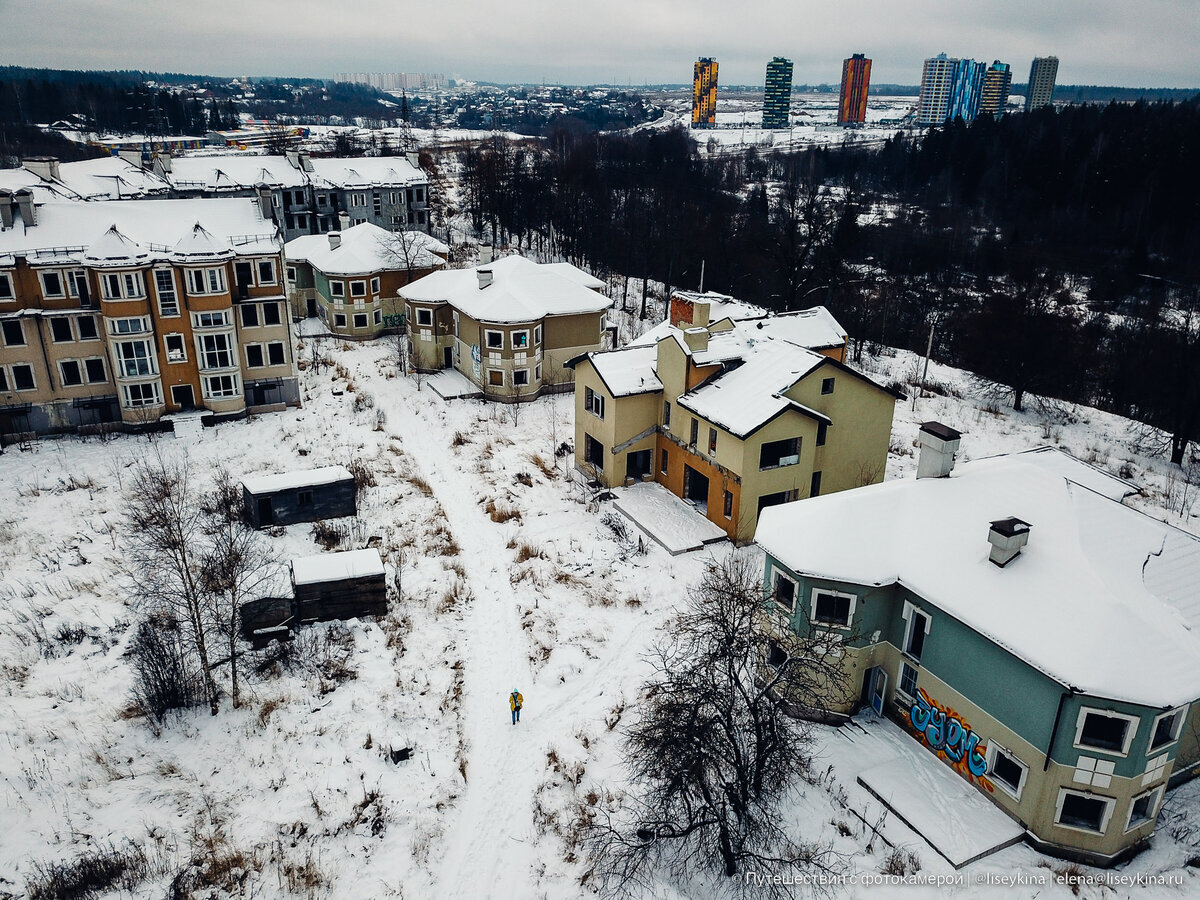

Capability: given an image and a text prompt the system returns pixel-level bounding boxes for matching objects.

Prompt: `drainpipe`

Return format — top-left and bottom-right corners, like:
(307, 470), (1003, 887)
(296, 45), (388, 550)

(34, 314), (56, 393)
(1044, 688), (1079, 771)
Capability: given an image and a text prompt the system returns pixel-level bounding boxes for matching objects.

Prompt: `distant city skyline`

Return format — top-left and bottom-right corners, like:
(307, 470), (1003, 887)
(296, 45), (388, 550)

(1, 0), (1197, 89)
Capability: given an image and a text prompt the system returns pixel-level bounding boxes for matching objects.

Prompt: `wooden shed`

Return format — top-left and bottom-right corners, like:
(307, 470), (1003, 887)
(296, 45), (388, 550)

(291, 548), (387, 622)
(242, 466), (357, 528)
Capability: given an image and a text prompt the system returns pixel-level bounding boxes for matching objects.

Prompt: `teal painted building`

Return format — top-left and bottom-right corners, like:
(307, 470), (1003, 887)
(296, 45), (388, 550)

(755, 429), (1200, 866)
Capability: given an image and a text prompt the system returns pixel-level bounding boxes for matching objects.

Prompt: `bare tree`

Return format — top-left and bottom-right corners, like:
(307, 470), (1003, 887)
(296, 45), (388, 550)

(199, 467), (280, 709)
(591, 551), (850, 897)
(125, 454), (219, 715)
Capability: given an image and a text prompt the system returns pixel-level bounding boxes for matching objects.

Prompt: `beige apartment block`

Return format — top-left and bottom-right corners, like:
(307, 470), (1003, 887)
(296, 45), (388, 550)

(0, 190), (298, 441)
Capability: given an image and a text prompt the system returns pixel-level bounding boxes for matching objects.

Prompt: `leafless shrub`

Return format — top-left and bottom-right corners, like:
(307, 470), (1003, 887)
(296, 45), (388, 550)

(530, 453), (558, 480)
(126, 616), (205, 732)
(258, 697), (284, 728)
(27, 841), (150, 900)
(346, 457), (376, 491)
(352, 391), (375, 412)
(312, 519), (349, 550)
(452, 431), (471, 447)
(408, 474), (434, 497)
(879, 847), (921, 875)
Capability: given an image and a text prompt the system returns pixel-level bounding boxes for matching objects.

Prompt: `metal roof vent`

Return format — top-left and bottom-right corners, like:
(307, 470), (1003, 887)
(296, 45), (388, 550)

(988, 517), (1031, 567)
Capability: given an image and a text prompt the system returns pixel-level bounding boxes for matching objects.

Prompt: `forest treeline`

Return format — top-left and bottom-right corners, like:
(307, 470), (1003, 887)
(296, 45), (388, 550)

(457, 99), (1200, 462)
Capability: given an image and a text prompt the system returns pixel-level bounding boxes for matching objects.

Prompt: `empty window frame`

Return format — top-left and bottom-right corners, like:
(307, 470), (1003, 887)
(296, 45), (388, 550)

(1149, 707), (1187, 753)
(759, 437), (799, 469)
(256, 259), (277, 284)
(821, 376), (835, 394)
(513, 369), (529, 386)
(76, 316), (98, 340)
(0, 272), (14, 300)
(898, 662), (919, 700)
(261, 302), (282, 326)
(59, 359), (84, 386)
(987, 744), (1029, 801)
(50, 317), (74, 342)
(353, 313), (369, 328)
(1126, 786), (1163, 831)
(771, 567), (797, 614)
(164, 333), (187, 363)
(902, 601), (930, 661)
(1074, 708), (1139, 756)
(810, 588), (855, 628)
(1054, 789), (1114, 834)
(584, 386), (605, 419)
(40, 270), (65, 298)
(416, 308), (434, 326)
(241, 304), (260, 327)
(1, 319), (24, 346)
(185, 267), (226, 295)
(485, 329), (504, 349)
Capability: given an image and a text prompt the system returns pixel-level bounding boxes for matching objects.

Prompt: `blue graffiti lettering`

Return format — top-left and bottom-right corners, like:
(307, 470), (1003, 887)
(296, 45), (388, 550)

(908, 688), (991, 782)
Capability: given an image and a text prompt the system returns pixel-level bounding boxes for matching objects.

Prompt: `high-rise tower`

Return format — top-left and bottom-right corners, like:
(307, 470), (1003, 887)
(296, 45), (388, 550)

(692, 58), (718, 127)
(917, 54), (956, 126)
(980, 61), (1012, 117)
(919, 54), (986, 126)
(762, 57), (793, 129)
(1025, 56), (1059, 111)
(838, 54), (872, 125)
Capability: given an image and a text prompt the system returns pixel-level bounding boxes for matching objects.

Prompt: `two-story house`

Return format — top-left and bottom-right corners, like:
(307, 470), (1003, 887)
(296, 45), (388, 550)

(284, 223), (447, 334)
(0, 191), (298, 440)
(568, 298), (899, 541)
(755, 425), (1200, 866)
(398, 254), (609, 399)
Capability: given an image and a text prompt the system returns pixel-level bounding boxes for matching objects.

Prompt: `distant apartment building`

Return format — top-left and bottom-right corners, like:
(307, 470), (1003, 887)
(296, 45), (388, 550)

(0, 192), (298, 441)
(919, 54), (987, 126)
(838, 54), (872, 126)
(980, 61), (1013, 117)
(762, 58), (793, 129)
(692, 58), (719, 127)
(1025, 56), (1060, 111)
(334, 72), (447, 91)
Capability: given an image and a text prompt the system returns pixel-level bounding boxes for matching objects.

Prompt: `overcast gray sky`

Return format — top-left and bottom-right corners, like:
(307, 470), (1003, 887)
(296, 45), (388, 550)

(2, 0), (1197, 88)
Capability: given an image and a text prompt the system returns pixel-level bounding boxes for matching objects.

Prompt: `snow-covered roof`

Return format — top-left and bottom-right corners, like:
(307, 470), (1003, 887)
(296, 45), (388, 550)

(284, 223), (447, 276)
(399, 255), (608, 323)
(42, 157), (170, 200)
(583, 344), (663, 397)
(170, 222), (236, 263)
(291, 548), (384, 586)
(756, 454), (1200, 708)
(164, 155), (307, 191)
(753, 307), (847, 350)
(242, 466), (354, 495)
(0, 168), (80, 203)
(0, 198), (280, 262)
(306, 156), (425, 189)
(673, 289), (769, 322)
(677, 337), (829, 436)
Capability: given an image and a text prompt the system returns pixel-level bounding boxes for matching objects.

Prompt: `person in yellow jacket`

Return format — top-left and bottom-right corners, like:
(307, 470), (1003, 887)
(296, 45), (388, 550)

(510, 689), (523, 725)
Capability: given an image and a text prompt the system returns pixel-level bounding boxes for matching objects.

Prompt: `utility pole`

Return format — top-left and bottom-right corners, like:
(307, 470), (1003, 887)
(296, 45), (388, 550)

(913, 322), (934, 411)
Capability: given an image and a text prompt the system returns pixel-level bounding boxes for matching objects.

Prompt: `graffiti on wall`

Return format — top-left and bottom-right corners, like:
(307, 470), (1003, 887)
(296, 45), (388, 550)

(908, 688), (994, 792)
(381, 314), (406, 328)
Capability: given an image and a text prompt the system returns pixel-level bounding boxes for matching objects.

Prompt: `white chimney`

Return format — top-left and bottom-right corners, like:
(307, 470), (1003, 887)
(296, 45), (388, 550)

(916, 421), (962, 479)
(406, 151), (420, 168)
(479, 244), (493, 265)
(338, 212), (351, 231)
(477, 268), (493, 289)
(0, 191), (13, 230)
(693, 299), (711, 328)
(13, 189), (35, 227)
(328, 232), (342, 250)
(684, 326), (709, 354)
(988, 518), (1031, 567)
(22, 157), (61, 181)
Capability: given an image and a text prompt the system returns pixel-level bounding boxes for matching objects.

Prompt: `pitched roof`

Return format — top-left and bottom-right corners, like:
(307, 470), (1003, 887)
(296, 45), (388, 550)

(164, 155), (307, 191)
(580, 343), (663, 397)
(756, 453), (1200, 708)
(398, 255), (607, 323)
(0, 198), (280, 263)
(284, 223), (447, 276)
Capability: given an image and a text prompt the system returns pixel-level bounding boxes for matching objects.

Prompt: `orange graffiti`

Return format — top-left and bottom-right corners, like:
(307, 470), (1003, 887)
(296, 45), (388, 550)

(906, 688), (994, 792)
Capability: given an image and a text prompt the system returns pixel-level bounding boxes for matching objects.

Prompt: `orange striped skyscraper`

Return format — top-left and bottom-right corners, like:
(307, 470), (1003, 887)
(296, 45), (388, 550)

(838, 54), (872, 125)
(692, 58), (718, 126)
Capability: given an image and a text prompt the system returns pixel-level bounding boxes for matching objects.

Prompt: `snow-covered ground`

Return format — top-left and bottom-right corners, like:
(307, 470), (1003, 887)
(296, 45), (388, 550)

(1, 324), (1199, 899)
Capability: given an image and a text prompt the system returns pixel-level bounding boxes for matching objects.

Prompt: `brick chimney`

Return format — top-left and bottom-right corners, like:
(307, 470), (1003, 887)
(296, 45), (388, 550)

(916, 421), (961, 479)
(988, 518), (1031, 567)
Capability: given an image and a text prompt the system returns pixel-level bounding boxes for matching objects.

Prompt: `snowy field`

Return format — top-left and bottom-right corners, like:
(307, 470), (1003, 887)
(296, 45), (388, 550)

(1, 325), (1199, 899)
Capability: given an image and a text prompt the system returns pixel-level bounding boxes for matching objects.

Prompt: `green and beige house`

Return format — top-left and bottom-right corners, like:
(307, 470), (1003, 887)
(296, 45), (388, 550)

(284, 223), (447, 337)
(755, 426), (1200, 866)
(568, 297), (900, 541)
(397, 254), (609, 399)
